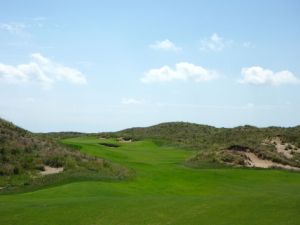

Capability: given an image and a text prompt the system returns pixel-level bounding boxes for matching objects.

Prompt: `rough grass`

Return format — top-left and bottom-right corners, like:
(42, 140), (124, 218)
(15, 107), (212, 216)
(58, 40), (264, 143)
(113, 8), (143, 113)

(0, 118), (132, 190)
(1, 136), (300, 225)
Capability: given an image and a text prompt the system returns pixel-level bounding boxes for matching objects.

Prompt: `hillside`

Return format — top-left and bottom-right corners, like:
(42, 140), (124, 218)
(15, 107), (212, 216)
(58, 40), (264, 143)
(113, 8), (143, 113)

(102, 122), (300, 169)
(2, 136), (300, 225)
(1, 122), (300, 224)
(0, 118), (131, 191)
(2, 120), (300, 191)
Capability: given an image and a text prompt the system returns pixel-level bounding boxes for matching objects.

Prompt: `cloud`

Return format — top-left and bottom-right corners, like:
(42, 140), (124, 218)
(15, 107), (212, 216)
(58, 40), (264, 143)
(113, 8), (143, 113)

(0, 22), (28, 36)
(239, 66), (299, 86)
(31, 17), (46, 22)
(200, 33), (231, 52)
(141, 62), (218, 83)
(149, 39), (181, 51)
(121, 98), (144, 105)
(243, 41), (254, 48)
(0, 53), (87, 89)
(0, 19), (47, 38)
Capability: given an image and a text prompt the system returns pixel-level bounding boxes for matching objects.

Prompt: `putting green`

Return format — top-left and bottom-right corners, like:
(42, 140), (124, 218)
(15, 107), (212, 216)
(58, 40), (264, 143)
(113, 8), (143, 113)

(1, 136), (300, 225)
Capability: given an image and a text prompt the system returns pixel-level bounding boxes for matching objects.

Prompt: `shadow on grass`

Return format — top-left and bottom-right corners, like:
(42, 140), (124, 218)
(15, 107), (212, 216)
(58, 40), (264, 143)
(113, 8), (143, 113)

(0, 168), (135, 195)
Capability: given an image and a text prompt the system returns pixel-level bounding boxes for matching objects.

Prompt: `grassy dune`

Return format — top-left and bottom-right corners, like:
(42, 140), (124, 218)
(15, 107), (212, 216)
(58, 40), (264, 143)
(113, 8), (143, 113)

(0, 118), (130, 190)
(1, 136), (300, 225)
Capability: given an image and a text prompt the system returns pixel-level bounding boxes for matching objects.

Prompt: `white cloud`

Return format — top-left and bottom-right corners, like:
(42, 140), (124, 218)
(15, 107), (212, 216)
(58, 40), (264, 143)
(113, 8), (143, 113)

(141, 62), (218, 83)
(0, 22), (28, 36)
(0, 53), (87, 89)
(149, 39), (181, 51)
(121, 98), (144, 105)
(0, 19), (47, 38)
(200, 33), (231, 52)
(239, 66), (299, 86)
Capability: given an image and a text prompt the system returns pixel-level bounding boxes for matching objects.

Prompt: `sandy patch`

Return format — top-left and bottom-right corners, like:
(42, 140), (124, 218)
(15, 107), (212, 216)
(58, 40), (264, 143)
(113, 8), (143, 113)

(117, 137), (132, 143)
(264, 137), (300, 159)
(40, 166), (64, 175)
(244, 152), (300, 171)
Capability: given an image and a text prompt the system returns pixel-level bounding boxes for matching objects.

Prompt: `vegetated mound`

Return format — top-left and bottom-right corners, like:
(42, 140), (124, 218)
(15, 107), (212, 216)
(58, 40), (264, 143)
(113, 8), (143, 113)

(102, 122), (300, 170)
(0, 118), (131, 191)
(101, 122), (218, 147)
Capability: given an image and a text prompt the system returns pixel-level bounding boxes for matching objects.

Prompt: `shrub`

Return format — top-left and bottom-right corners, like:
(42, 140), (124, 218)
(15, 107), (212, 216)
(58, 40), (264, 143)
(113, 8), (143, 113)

(0, 164), (15, 175)
(44, 156), (65, 167)
(219, 151), (246, 165)
(65, 157), (77, 169)
(13, 166), (21, 175)
(35, 164), (45, 171)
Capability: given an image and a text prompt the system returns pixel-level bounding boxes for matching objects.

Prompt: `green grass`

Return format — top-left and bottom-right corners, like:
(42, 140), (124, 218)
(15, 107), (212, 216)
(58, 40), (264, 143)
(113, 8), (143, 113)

(1, 136), (300, 225)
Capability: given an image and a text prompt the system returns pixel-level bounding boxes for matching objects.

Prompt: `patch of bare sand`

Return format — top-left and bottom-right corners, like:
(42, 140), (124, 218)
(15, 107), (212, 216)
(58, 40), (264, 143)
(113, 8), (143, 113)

(40, 166), (64, 175)
(117, 137), (132, 143)
(244, 152), (300, 171)
(264, 137), (300, 159)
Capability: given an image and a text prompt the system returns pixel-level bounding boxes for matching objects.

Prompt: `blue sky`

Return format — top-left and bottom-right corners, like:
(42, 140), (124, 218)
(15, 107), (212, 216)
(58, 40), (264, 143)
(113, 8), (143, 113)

(0, 0), (300, 132)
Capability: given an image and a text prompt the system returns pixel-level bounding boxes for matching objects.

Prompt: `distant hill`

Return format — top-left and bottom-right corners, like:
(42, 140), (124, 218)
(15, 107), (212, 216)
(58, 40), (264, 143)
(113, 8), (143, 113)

(0, 118), (130, 191)
(102, 122), (299, 148)
(101, 122), (300, 169)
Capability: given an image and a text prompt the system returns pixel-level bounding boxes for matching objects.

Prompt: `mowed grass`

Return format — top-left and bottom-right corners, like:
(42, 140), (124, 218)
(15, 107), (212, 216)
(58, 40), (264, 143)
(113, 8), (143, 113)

(1, 137), (300, 225)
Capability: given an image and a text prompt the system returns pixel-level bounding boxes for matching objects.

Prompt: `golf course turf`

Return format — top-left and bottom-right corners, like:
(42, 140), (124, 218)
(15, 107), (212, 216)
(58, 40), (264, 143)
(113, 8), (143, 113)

(1, 136), (300, 225)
